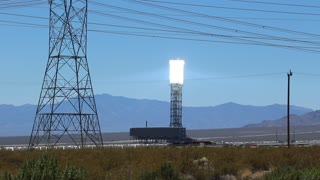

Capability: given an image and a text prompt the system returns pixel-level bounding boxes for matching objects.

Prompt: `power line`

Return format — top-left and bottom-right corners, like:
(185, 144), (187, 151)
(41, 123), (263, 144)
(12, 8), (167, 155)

(221, 17), (320, 22)
(4, 71), (320, 86)
(0, 0), (46, 9)
(91, 29), (320, 53)
(0, 19), (47, 28)
(1, 11), (320, 42)
(0, 7), (320, 43)
(0, 22), (46, 29)
(135, 0), (320, 16)
(122, 0), (320, 39)
(1, 16), (320, 54)
(91, 3), (316, 46)
(89, 1), (320, 52)
(187, 72), (285, 81)
(0, 12), (48, 20)
(88, 10), (320, 21)
(0, 72), (286, 86)
(91, 11), (320, 52)
(3, 1), (320, 42)
(227, 0), (320, 9)
(1, 4), (320, 53)
(294, 72), (320, 77)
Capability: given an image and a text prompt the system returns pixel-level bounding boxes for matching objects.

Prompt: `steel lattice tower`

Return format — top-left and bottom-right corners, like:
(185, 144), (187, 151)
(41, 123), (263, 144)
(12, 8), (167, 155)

(29, 0), (103, 148)
(170, 84), (183, 127)
(169, 59), (185, 128)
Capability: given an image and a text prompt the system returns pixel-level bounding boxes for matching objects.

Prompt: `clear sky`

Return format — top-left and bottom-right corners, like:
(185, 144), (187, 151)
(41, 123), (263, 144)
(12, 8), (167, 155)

(1, 0), (320, 110)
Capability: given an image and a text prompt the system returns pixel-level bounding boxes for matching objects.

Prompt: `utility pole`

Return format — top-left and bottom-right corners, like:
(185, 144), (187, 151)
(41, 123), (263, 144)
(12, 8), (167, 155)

(287, 70), (293, 148)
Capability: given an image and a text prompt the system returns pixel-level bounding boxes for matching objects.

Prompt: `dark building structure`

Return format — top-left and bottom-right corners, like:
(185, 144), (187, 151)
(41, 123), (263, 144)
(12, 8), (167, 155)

(130, 127), (186, 143)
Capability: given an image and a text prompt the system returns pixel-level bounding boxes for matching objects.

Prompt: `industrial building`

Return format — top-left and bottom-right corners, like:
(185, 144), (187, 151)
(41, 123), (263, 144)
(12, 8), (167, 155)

(130, 127), (186, 143)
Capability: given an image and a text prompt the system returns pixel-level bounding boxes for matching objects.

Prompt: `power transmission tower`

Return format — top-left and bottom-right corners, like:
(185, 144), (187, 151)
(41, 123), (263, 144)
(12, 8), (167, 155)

(29, 0), (103, 148)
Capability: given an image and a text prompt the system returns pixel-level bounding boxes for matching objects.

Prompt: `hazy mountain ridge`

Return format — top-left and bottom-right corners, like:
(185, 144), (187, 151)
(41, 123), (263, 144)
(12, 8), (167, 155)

(244, 110), (320, 128)
(0, 94), (313, 136)
(183, 102), (312, 128)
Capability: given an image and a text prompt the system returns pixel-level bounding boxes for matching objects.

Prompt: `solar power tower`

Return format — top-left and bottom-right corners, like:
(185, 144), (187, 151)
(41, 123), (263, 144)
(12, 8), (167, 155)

(29, 0), (103, 148)
(169, 59), (185, 128)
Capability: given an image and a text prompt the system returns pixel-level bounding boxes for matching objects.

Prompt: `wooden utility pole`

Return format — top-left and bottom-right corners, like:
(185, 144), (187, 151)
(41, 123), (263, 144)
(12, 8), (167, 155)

(287, 70), (293, 148)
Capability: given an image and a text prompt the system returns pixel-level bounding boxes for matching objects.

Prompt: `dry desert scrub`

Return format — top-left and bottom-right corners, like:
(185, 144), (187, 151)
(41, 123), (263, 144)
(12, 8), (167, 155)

(1, 146), (320, 179)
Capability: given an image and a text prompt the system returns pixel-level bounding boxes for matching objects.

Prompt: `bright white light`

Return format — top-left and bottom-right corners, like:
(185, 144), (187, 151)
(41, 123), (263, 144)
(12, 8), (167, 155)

(169, 59), (185, 84)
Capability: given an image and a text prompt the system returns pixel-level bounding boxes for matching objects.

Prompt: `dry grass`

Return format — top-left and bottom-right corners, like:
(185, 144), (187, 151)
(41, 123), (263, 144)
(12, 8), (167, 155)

(1, 146), (320, 179)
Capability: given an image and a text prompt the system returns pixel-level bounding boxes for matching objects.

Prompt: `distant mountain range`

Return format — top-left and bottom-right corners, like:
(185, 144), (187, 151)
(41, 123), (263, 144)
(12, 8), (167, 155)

(0, 94), (313, 136)
(244, 110), (320, 128)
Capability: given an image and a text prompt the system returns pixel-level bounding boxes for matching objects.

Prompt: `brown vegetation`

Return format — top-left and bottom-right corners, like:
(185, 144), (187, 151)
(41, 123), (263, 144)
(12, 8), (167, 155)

(1, 146), (320, 179)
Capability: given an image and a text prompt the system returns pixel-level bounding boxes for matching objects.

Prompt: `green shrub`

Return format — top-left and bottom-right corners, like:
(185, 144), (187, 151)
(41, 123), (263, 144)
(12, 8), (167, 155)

(265, 166), (320, 180)
(159, 162), (181, 180)
(17, 155), (60, 180)
(1, 171), (13, 180)
(139, 161), (181, 180)
(139, 171), (159, 180)
(2, 155), (86, 180)
(62, 164), (86, 180)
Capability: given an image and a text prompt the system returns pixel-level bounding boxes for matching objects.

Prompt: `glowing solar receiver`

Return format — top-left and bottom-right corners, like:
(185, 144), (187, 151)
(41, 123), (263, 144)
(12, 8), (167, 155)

(169, 59), (185, 85)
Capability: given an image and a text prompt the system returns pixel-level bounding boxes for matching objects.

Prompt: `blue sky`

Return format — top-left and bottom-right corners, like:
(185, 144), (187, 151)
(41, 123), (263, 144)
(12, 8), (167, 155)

(1, 0), (320, 110)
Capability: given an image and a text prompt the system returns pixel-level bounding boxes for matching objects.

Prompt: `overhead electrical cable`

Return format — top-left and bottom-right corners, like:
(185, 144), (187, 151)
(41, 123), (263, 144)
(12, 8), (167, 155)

(1, 20), (319, 52)
(90, 30), (320, 53)
(0, 19), (47, 28)
(89, 1), (320, 50)
(1, 11), (320, 42)
(123, 0), (320, 39)
(91, 0), (320, 49)
(135, 0), (320, 16)
(0, 12), (48, 20)
(0, 0), (46, 9)
(1, 1), (320, 53)
(1, 18), (319, 53)
(0, 72), (287, 86)
(186, 72), (286, 81)
(0, 0), (37, 6)
(227, 0), (320, 9)
(89, 11), (320, 52)
(86, 9), (320, 21)
(294, 72), (320, 77)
